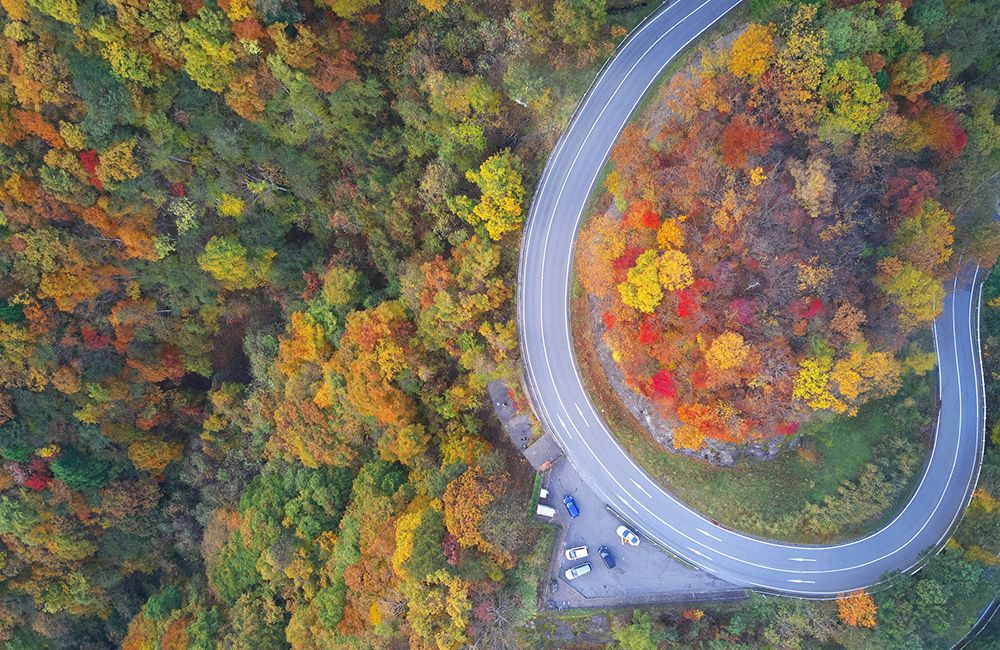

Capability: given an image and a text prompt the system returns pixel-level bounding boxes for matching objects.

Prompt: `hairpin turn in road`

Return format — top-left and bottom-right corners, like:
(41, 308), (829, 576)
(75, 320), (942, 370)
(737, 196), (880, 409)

(517, 0), (987, 596)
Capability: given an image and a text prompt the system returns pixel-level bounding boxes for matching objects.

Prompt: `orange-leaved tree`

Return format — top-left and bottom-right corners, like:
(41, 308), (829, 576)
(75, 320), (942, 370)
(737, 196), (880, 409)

(837, 589), (877, 628)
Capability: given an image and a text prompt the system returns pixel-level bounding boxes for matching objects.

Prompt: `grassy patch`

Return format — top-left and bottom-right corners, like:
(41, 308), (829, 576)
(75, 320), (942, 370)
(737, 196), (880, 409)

(571, 286), (933, 542)
(560, 3), (933, 543)
(529, 471), (543, 513)
(521, 609), (614, 648)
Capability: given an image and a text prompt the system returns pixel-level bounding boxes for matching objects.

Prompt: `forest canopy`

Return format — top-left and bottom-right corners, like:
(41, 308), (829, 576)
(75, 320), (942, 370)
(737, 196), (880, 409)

(0, 0), (999, 643)
(578, 1), (1000, 451)
(0, 0), (626, 642)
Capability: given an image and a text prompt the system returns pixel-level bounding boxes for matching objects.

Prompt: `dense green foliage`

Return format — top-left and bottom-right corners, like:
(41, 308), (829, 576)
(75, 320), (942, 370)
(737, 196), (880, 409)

(0, 0), (640, 642)
(0, 0), (997, 644)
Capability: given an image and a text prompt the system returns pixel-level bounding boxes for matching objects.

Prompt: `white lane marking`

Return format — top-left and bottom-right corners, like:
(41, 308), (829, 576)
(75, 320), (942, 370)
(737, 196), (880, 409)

(788, 558), (817, 563)
(697, 528), (722, 542)
(787, 579), (815, 584)
(617, 493), (639, 514)
(567, 266), (975, 560)
(687, 546), (714, 561)
(516, 0), (686, 317)
(548, 267), (978, 579)
(933, 321), (942, 401)
(522, 0), (985, 593)
(938, 265), (984, 546)
(575, 403), (586, 419)
(630, 478), (653, 498)
(556, 414), (573, 440)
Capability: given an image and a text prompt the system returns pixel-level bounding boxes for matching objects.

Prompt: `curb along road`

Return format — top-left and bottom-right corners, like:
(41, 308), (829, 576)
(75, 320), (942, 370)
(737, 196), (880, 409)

(517, 0), (988, 596)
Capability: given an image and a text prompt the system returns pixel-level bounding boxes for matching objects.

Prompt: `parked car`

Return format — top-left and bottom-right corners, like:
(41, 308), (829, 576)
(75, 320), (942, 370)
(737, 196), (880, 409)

(616, 525), (640, 546)
(599, 545), (616, 569)
(563, 495), (580, 518)
(564, 563), (592, 580)
(564, 545), (589, 561)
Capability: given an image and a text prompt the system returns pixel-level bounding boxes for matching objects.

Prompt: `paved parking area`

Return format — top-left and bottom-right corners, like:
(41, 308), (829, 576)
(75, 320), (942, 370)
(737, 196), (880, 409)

(541, 456), (741, 608)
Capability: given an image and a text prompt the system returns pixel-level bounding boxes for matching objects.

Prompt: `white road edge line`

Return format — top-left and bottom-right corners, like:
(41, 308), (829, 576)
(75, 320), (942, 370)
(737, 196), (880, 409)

(519, 0), (987, 596)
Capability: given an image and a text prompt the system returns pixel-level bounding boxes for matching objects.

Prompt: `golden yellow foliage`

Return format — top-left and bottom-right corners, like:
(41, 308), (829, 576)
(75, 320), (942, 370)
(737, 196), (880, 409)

(776, 5), (829, 132)
(577, 212), (626, 299)
(673, 424), (705, 450)
(58, 121), (86, 150)
(392, 505), (426, 579)
(876, 258), (945, 326)
(450, 151), (524, 240)
(964, 545), (1000, 566)
(704, 331), (750, 371)
(127, 438), (183, 473)
(829, 347), (901, 411)
(792, 354), (846, 413)
(892, 199), (954, 274)
(658, 249), (694, 291)
(96, 138), (141, 184)
(712, 188), (742, 232)
(416, 0), (447, 11)
(277, 311), (330, 376)
(36, 443), (60, 458)
(972, 488), (999, 513)
(618, 250), (663, 313)
(656, 216), (686, 249)
(217, 193), (245, 219)
(729, 24), (776, 79)
(903, 351), (937, 375)
(789, 156), (835, 218)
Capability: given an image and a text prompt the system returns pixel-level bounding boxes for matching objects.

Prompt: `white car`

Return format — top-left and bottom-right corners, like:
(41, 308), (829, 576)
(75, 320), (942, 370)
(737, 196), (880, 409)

(617, 525), (640, 546)
(564, 563), (592, 580)
(564, 545), (589, 561)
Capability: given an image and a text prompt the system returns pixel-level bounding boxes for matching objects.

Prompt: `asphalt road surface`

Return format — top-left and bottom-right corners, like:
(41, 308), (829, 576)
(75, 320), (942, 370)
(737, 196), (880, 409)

(517, 0), (987, 596)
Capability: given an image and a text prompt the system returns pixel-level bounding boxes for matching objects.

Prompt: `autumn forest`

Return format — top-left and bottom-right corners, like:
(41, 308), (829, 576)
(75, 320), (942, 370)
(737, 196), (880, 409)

(2, 0), (1000, 643)
(579, 1), (1000, 453)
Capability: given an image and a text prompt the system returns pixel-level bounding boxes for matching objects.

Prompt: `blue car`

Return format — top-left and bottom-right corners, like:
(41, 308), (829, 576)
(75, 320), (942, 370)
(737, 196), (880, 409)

(599, 545), (616, 569)
(563, 495), (580, 518)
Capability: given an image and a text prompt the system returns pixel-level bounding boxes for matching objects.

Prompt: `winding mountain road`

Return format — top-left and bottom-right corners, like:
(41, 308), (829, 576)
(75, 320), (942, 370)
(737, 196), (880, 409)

(517, 0), (987, 596)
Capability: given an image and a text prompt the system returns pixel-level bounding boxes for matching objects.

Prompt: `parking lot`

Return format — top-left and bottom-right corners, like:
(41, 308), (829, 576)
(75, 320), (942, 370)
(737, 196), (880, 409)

(541, 456), (740, 607)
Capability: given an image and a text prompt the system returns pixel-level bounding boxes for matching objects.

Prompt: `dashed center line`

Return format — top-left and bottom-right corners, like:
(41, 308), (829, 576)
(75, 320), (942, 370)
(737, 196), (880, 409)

(687, 547), (714, 561)
(556, 414), (573, 439)
(630, 478), (653, 498)
(697, 528), (722, 542)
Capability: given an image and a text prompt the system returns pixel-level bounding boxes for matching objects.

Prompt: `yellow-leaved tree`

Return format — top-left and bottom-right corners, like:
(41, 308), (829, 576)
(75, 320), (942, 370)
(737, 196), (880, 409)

(729, 24), (776, 80)
(876, 256), (945, 326)
(448, 150), (525, 240)
(618, 250), (663, 313)
(704, 331), (750, 371)
(658, 249), (694, 291)
(197, 236), (275, 290)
